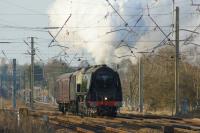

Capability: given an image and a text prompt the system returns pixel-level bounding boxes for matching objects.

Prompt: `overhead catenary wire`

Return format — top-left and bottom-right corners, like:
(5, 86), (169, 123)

(0, 0), (42, 14)
(48, 14), (72, 47)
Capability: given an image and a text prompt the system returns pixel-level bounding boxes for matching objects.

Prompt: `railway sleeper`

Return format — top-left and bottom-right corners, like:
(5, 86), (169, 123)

(174, 128), (200, 133)
(76, 127), (95, 133)
(105, 127), (128, 133)
(162, 125), (200, 133)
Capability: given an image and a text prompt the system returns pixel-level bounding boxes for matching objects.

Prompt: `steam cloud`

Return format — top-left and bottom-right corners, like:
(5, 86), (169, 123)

(48, 0), (200, 64)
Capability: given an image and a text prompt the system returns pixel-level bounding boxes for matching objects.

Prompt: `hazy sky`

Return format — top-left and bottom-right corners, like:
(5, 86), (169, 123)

(1, 0), (200, 65)
(0, 0), (67, 64)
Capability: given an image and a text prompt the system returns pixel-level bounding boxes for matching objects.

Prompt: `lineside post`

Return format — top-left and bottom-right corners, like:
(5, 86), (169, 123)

(12, 59), (16, 109)
(139, 57), (144, 113)
(175, 7), (180, 115)
(30, 37), (35, 109)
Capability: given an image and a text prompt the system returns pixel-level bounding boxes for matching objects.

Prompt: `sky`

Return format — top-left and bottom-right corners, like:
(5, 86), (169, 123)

(1, 0), (200, 66)
(0, 0), (86, 65)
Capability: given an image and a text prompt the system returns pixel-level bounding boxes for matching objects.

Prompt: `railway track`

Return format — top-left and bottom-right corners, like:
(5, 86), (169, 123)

(29, 102), (200, 133)
(116, 114), (200, 132)
(31, 110), (129, 133)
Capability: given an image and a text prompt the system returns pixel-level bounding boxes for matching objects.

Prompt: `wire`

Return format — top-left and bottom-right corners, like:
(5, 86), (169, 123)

(0, 0), (42, 14)
(48, 14), (72, 47)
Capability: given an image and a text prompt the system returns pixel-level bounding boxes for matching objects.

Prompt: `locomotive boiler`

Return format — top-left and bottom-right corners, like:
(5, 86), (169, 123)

(55, 65), (122, 116)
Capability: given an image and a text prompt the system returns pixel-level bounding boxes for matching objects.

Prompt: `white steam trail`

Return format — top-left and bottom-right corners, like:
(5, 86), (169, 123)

(48, 0), (200, 64)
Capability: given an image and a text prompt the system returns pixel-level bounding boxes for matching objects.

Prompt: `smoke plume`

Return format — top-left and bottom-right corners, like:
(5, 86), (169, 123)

(48, 0), (200, 64)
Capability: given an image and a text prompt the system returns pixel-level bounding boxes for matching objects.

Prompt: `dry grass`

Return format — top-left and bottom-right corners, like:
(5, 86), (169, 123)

(0, 99), (26, 110)
(0, 110), (55, 133)
(120, 108), (173, 116)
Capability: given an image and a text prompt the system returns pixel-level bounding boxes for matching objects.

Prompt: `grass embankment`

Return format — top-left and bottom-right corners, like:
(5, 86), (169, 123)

(0, 98), (55, 133)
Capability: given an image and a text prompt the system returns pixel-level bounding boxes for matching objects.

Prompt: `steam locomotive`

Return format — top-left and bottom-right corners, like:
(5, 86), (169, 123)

(55, 65), (122, 116)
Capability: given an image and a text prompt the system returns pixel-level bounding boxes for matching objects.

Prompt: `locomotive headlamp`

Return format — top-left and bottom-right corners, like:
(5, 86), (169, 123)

(104, 97), (108, 101)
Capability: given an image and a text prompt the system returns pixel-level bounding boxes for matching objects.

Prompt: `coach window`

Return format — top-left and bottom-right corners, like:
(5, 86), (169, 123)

(77, 84), (81, 92)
